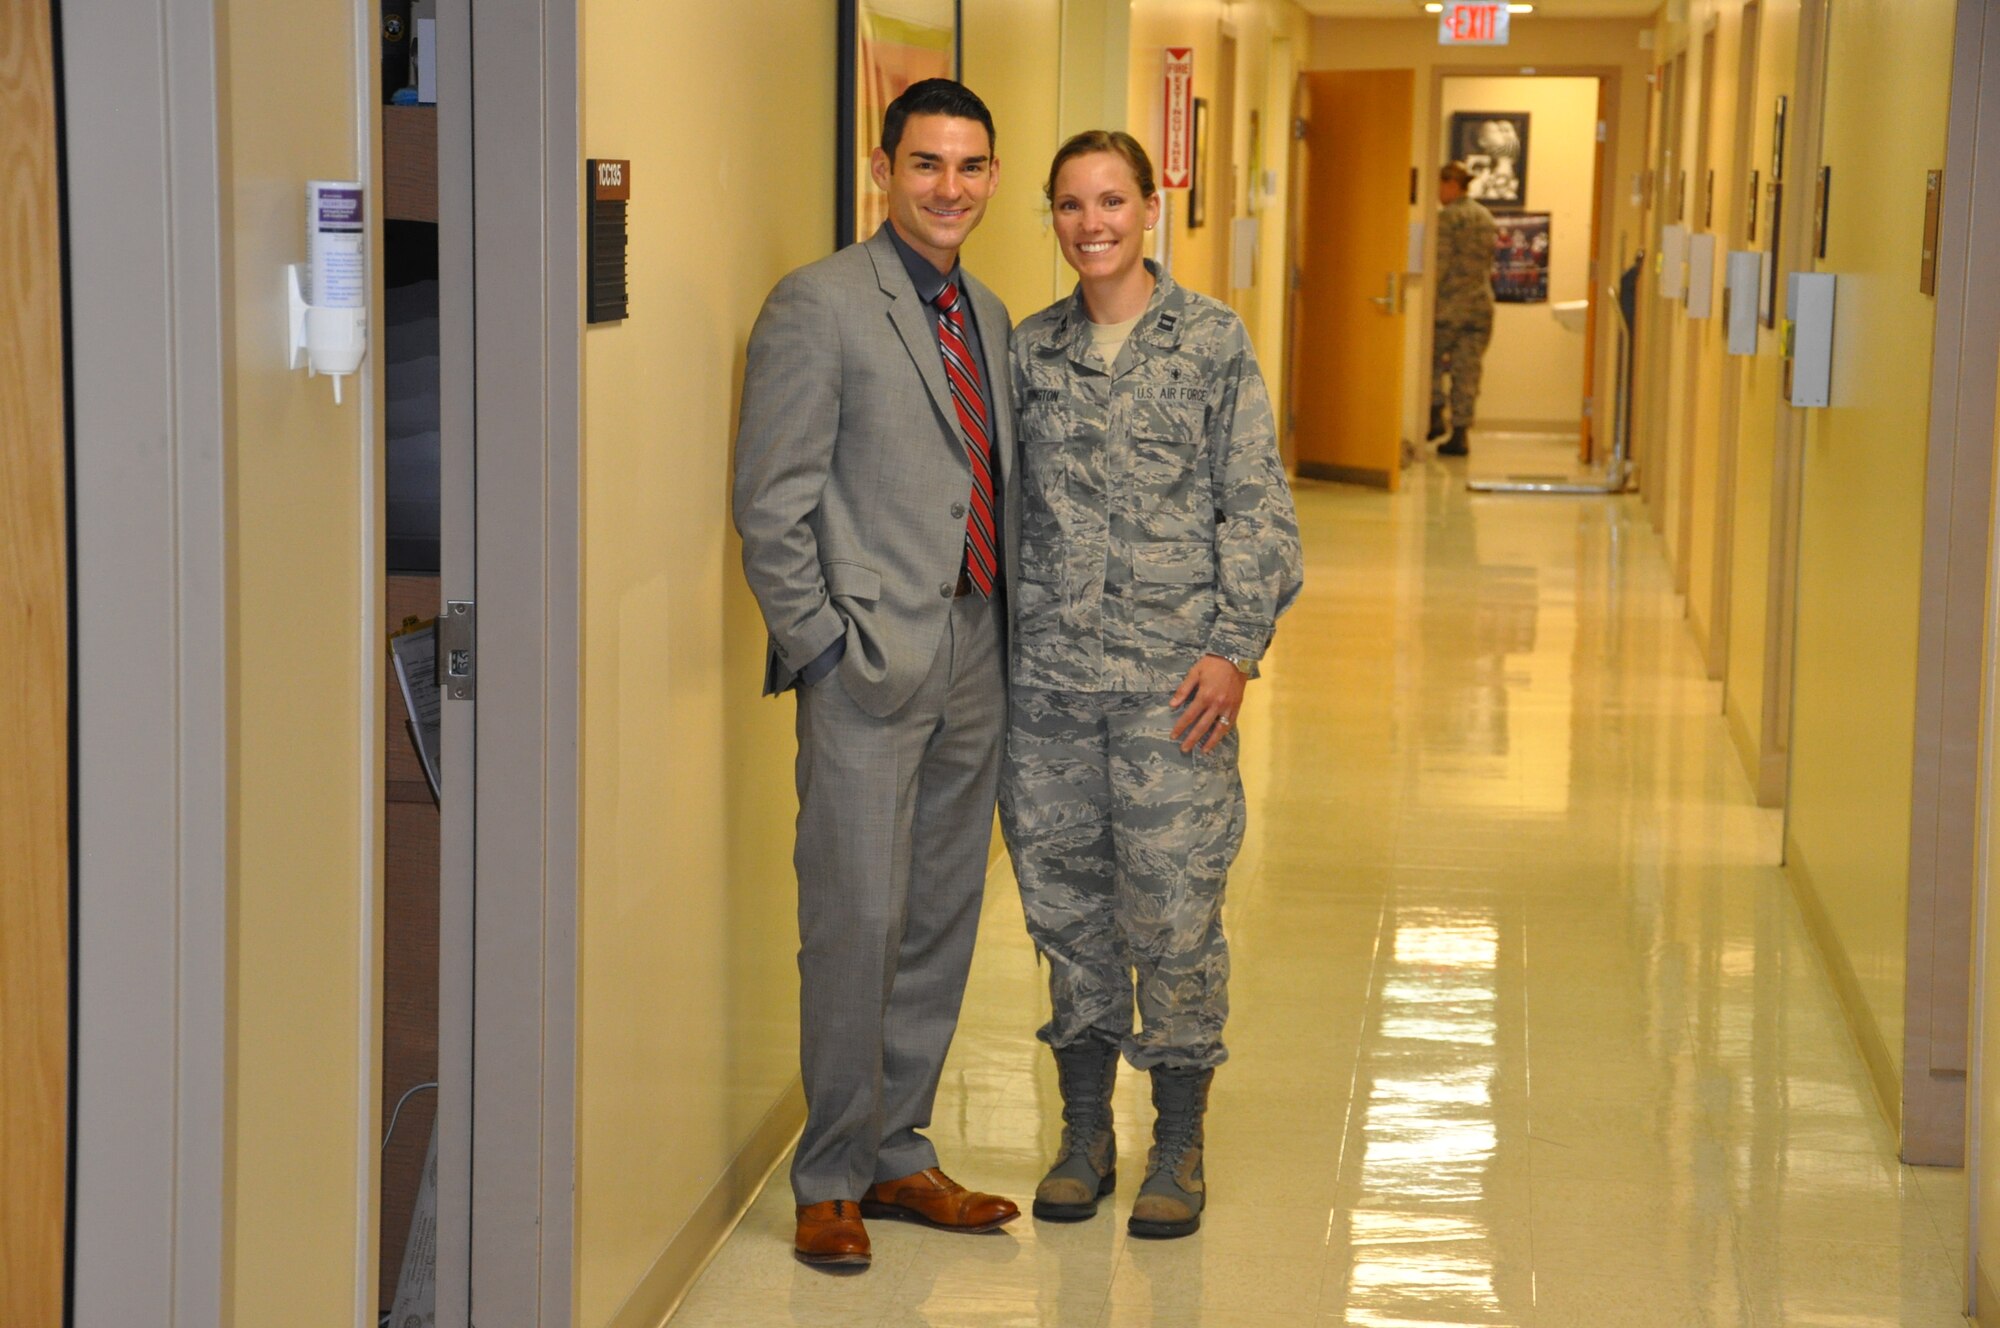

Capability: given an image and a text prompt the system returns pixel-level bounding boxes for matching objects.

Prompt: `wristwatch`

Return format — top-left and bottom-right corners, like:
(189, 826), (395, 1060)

(1214, 653), (1253, 676)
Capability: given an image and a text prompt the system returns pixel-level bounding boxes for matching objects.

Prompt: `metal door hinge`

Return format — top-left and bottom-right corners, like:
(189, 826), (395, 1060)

(438, 599), (476, 699)
(1293, 117), (1309, 141)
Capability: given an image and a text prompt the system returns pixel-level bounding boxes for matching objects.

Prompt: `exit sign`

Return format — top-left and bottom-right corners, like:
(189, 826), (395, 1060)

(1439, 2), (1510, 44)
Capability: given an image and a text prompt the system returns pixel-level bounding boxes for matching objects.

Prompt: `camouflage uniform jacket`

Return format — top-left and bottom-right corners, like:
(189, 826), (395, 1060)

(1009, 263), (1304, 693)
(1436, 195), (1498, 325)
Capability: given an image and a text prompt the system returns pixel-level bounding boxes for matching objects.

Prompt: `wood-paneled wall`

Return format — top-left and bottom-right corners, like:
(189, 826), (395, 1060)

(0, 0), (72, 1323)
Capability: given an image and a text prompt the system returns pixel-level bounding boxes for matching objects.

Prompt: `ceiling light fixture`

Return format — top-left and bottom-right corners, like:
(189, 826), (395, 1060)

(1424, 2), (1536, 10)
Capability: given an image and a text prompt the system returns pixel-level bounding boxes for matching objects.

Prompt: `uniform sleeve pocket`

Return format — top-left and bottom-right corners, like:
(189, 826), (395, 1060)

(823, 560), (882, 601)
(1130, 542), (1216, 585)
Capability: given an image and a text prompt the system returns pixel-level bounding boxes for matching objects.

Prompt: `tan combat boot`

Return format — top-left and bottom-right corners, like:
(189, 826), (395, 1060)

(1128, 1066), (1212, 1239)
(1033, 1035), (1119, 1221)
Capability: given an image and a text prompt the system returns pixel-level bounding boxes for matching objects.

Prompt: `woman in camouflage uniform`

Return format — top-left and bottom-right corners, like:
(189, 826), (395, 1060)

(1430, 160), (1499, 456)
(1001, 131), (1303, 1239)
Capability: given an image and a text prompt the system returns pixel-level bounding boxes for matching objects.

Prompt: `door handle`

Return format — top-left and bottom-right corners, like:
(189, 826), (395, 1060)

(1368, 273), (1399, 312)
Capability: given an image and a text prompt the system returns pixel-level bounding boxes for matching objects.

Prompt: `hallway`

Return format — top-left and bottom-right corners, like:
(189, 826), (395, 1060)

(672, 447), (1971, 1326)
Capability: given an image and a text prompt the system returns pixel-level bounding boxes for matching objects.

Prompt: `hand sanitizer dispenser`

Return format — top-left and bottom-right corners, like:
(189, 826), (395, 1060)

(287, 180), (367, 403)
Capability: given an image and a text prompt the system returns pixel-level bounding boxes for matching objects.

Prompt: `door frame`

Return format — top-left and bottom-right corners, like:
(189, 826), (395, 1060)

(63, 0), (231, 1319)
(1905, 0), (2000, 1169)
(4, 3), (74, 1324)
(437, 1), (582, 1323)
(1420, 65), (1627, 461)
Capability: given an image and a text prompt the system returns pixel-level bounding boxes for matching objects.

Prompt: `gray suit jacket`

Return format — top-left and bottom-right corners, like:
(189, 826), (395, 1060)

(733, 225), (1018, 719)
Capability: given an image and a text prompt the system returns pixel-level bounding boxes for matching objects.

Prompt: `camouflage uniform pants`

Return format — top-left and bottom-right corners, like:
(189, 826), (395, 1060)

(1431, 318), (1493, 427)
(999, 687), (1245, 1071)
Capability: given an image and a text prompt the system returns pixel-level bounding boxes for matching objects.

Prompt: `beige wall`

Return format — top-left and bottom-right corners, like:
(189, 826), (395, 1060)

(215, 0), (381, 1320)
(574, 5), (827, 1323)
(964, 0), (1068, 321)
(1307, 18), (1652, 446)
(1126, 0), (1312, 392)
(1439, 76), (1600, 429)
(1781, 0), (1958, 1123)
(1639, 0), (1959, 1140)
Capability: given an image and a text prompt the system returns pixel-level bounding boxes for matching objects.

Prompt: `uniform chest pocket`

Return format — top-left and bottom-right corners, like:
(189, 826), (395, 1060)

(1129, 432), (1201, 489)
(1127, 399), (1204, 484)
(1019, 405), (1067, 443)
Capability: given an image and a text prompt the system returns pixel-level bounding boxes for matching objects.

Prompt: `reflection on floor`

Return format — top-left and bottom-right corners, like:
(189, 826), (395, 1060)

(1457, 429), (1603, 488)
(671, 449), (1971, 1326)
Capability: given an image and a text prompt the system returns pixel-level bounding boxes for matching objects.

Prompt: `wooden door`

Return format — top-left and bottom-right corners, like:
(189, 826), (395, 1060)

(1, 1), (71, 1323)
(1290, 69), (1414, 490)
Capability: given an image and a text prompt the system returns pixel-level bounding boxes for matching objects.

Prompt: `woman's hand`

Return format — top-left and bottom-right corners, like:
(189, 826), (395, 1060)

(1170, 655), (1248, 754)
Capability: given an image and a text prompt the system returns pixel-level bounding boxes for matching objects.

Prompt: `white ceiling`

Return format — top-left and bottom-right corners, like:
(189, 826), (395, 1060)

(1298, 0), (1662, 18)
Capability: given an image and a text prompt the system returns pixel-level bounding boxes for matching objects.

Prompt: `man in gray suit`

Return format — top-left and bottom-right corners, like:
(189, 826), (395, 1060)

(733, 79), (1020, 1270)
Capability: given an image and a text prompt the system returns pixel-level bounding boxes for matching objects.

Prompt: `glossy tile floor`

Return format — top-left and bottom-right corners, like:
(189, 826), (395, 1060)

(674, 435), (1972, 1326)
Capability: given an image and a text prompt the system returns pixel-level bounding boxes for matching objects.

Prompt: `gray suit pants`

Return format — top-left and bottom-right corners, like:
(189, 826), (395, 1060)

(790, 592), (1004, 1204)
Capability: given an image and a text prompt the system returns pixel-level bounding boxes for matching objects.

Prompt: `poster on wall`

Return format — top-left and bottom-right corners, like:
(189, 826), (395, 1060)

(837, 0), (961, 250)
(1492, 212), (1550, 303)
(1448, 111), (1530, 209)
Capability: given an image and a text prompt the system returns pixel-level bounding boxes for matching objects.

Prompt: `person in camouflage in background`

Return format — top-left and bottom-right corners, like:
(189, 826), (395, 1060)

(1001, 131), (1303, 1241)
(1430, 160), (1498, 457)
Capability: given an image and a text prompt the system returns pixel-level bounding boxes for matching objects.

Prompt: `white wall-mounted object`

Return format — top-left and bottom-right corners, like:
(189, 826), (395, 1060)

(1659, 223), (1688, 300)
(1787, 271), (1837, 407)
(1406, 220), (1426, 274)
(1685, 233), (1717, 318)
(1725, 250), (1762, 354)
(1550, 299), (1590, 333)
(287, 180), (367, 404)
(415, 18), (437, 104)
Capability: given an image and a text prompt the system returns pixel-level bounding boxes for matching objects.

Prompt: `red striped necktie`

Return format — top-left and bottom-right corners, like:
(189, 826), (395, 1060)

(935, 281), (997, 599)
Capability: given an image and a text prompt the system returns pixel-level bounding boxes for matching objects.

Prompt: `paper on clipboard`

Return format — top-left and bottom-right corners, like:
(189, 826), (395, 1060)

(390, 620), (442, 803)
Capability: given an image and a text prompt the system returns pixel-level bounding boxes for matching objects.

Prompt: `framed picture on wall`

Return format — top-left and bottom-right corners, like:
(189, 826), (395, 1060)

(837, 0), (963, 251)
(1448, 111), (1529, 209)
(1492, 212), (1551, 303)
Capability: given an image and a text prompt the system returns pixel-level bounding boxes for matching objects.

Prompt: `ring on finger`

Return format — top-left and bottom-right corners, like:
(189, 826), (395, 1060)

(1217, 715), (1233, 728)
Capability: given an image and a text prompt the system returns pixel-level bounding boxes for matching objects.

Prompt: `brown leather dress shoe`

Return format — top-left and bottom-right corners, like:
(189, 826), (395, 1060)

(794, 1199), (870, 1269)
(860, 1167), (1020, 1233)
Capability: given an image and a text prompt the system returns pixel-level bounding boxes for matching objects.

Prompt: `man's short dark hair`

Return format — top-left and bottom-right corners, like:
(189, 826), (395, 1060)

(881, 79), (996, 162)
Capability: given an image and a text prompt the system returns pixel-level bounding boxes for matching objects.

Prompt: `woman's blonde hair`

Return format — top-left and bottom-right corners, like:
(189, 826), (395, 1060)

(1043, 130), (1158, 203)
